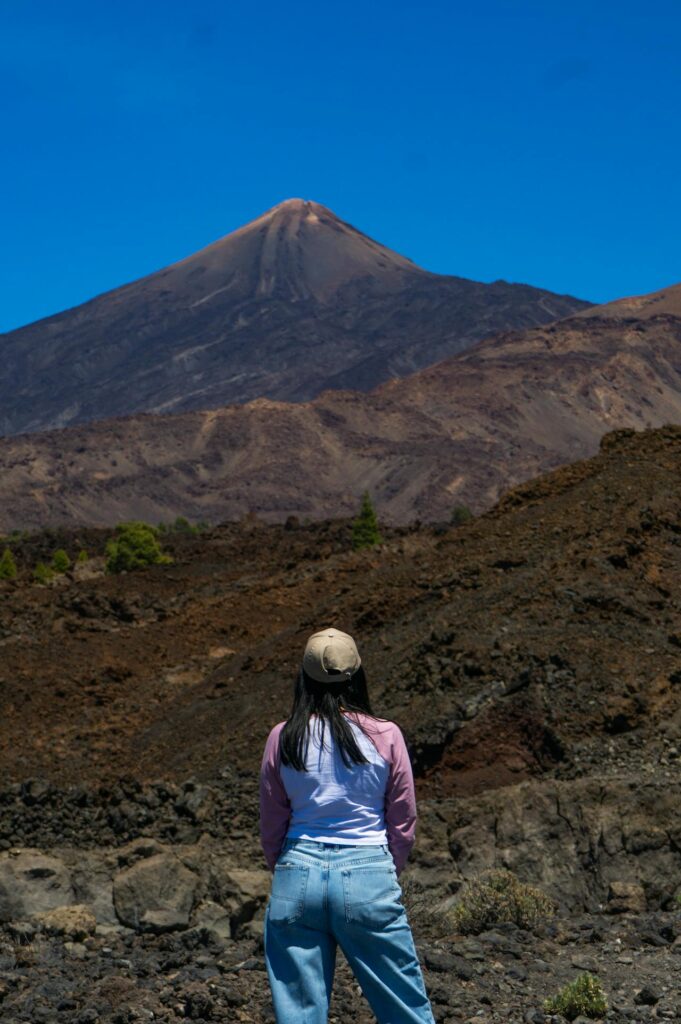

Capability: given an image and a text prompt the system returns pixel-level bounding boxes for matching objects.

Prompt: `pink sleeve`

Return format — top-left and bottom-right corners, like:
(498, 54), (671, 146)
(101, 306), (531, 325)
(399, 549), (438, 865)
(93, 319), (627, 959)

(383, 723), (417, 875)
(357, 715), (417, 875)
(259, 722), (291, 871)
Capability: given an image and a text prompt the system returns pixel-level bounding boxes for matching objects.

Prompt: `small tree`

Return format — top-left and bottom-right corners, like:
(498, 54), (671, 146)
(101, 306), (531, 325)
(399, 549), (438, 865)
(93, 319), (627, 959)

(450, 504), (474, 527)
(352, 492), (383, 550)
(105, 522), (172, 574)
(33, 562), (54, 584)
(77, 549), (88, 563)
(173, 515), (193, 533)
(51, 549), (71, 573)
(0, 547), (17, 580)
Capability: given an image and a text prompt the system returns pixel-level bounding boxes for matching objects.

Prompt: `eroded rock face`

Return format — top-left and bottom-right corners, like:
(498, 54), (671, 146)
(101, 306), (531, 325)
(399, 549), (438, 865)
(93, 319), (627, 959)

(113, 852), (199, 933)
(423, 777), (681, 912)
(0, 849), (74, 921)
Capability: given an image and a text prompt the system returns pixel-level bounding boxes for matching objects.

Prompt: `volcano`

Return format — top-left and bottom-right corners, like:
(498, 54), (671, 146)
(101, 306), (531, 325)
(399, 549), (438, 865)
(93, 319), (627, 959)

(0, 199), (589, 435)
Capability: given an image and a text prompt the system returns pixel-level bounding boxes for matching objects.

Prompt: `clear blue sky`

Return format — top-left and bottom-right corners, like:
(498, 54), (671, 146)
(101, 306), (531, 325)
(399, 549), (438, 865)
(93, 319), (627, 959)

(2, 0), (680, 331)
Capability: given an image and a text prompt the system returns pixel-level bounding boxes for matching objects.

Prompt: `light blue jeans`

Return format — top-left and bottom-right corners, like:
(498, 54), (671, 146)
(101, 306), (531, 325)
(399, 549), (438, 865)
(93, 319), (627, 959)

(264, 838), (436, 1024)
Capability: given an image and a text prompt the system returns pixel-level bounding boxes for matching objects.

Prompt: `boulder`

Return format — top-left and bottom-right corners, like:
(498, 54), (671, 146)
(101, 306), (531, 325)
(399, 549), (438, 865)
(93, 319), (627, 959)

(116, 837), (165, 868)
(191, 899), (233, 944)
(210, 865), (271, 934)
(0, 849), (74, 921)
(223, 869), (271, 901)
(64, 848), (118, 926)
(606, 880), (647, 914)
(113, 852), (199, 932)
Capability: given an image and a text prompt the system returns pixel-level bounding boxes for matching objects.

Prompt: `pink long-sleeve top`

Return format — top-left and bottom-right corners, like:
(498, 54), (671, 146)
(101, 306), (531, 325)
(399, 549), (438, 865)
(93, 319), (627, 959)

(259, 711), (417, 875)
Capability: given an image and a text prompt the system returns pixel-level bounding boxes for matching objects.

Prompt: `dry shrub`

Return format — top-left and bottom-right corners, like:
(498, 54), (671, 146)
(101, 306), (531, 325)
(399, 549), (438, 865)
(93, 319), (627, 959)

(449, 868), (557, 935)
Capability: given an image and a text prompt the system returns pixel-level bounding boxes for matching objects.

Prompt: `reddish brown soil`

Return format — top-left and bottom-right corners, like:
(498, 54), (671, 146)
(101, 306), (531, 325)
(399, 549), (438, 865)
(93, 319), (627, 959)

(1, 425), (680, 798)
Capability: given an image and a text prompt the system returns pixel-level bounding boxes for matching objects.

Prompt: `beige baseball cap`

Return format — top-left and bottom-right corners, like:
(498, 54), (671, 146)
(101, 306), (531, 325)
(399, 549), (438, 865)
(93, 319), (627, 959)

(303, 628), (361, 683)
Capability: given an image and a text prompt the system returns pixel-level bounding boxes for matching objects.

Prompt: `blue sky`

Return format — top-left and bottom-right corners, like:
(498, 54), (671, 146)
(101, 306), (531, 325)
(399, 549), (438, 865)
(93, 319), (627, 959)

(2, 0), (680, 331)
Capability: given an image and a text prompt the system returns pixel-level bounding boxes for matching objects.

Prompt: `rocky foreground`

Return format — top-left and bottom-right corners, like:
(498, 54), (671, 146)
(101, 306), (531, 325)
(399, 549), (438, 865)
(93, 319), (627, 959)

(0, 776), (680, 1023)
(1, 425), (681, 1020)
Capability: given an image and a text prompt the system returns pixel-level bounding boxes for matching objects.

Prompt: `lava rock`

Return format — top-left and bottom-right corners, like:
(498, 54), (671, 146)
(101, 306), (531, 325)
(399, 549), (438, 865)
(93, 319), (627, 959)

(0, 849), (74, 921)
(113, 852), (199, 932)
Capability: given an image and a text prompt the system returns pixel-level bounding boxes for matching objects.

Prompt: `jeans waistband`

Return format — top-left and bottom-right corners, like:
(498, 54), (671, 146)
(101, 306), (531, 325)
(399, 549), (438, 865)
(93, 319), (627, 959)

(283, 838), (389, 851)
(279, 839), (395, 869)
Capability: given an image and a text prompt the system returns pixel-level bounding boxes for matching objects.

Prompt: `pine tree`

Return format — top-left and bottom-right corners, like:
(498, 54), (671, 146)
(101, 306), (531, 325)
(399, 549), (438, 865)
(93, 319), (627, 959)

(450, 504), (474, 526)
(33, 561), (54, 584)
(105, 522), (172, 573)
(0, 547), (17, 580)
(51, 549), (71, 573)
(352, 492), (383, 550)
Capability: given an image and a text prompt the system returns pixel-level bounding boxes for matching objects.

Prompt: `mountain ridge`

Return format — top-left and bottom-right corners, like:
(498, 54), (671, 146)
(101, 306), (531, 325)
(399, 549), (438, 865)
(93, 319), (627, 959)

(0, 199), (589, 435)
(0, 286), (679, 531)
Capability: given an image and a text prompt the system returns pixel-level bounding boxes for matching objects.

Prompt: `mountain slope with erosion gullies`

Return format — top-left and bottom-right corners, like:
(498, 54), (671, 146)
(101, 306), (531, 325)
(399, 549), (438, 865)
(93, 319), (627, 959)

(1, 296), (681, 529)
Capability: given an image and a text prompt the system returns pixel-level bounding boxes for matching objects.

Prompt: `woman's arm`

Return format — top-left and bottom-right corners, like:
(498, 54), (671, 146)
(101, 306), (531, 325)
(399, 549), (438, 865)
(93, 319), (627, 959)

(383, 724), (417, 875)
(259, 722), (291, 871)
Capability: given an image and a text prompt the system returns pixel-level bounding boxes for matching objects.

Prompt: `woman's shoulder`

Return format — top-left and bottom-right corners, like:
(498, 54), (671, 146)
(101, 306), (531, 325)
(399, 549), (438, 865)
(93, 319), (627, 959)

(345, 711), (405, 742)
(263, 720), (287, 750)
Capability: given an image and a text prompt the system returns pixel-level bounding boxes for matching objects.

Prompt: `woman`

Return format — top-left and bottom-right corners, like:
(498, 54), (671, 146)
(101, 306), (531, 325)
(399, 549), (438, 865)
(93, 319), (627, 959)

(259, 627), (436, 1024)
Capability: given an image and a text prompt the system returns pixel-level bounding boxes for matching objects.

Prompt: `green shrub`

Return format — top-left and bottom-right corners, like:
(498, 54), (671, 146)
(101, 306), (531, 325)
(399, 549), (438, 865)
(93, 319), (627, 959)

(33, 562), (54, 584)
(0, 547), (17, 580)
(105, 522), (172, 574)
(450, 504), (474, 526)
(158, 516), (202, 536)
(77, 549), (88, 563)
(51, 549), (71, 573)
(352, 491), (383, 550)
(450, 869), (556, 935)
(543, 972), (608, 1020)
(172, 515), (192, 533)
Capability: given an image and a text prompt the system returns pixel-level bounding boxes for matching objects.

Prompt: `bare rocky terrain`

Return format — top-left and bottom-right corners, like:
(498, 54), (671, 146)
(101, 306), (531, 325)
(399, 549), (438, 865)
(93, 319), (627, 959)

(0, 199), (588, 437)
(1, 291), (681, 531)
(0, 425), (680, 1021)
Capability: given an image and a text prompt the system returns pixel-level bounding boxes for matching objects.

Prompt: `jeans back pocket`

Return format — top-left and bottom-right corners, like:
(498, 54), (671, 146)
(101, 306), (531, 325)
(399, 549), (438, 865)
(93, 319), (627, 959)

(267, 863), (309, 925)
(342, 863), (403, 928)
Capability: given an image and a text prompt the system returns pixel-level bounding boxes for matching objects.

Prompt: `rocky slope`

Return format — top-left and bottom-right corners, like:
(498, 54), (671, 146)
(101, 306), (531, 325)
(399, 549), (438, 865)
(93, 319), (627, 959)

(0, 199), (588, 437)
(2, 423), (680, 793)
(578, 280), (681, 320)
(1, 296), (681, 530)
(1, 427), (681, 1020)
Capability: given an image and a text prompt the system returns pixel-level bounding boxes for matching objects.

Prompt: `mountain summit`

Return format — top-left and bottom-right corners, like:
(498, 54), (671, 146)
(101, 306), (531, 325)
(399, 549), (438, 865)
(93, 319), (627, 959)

(0, 200), (590, 435)
(165, 198), (422, 303)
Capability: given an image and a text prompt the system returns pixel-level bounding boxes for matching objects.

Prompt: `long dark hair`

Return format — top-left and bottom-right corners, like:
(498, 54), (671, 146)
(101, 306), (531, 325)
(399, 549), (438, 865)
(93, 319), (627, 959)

(279, 666), (376, 771)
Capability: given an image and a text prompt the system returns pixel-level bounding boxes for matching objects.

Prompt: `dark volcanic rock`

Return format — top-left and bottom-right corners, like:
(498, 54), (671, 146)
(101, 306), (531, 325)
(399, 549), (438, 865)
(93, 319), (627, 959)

(0, 428), (680, 1018)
